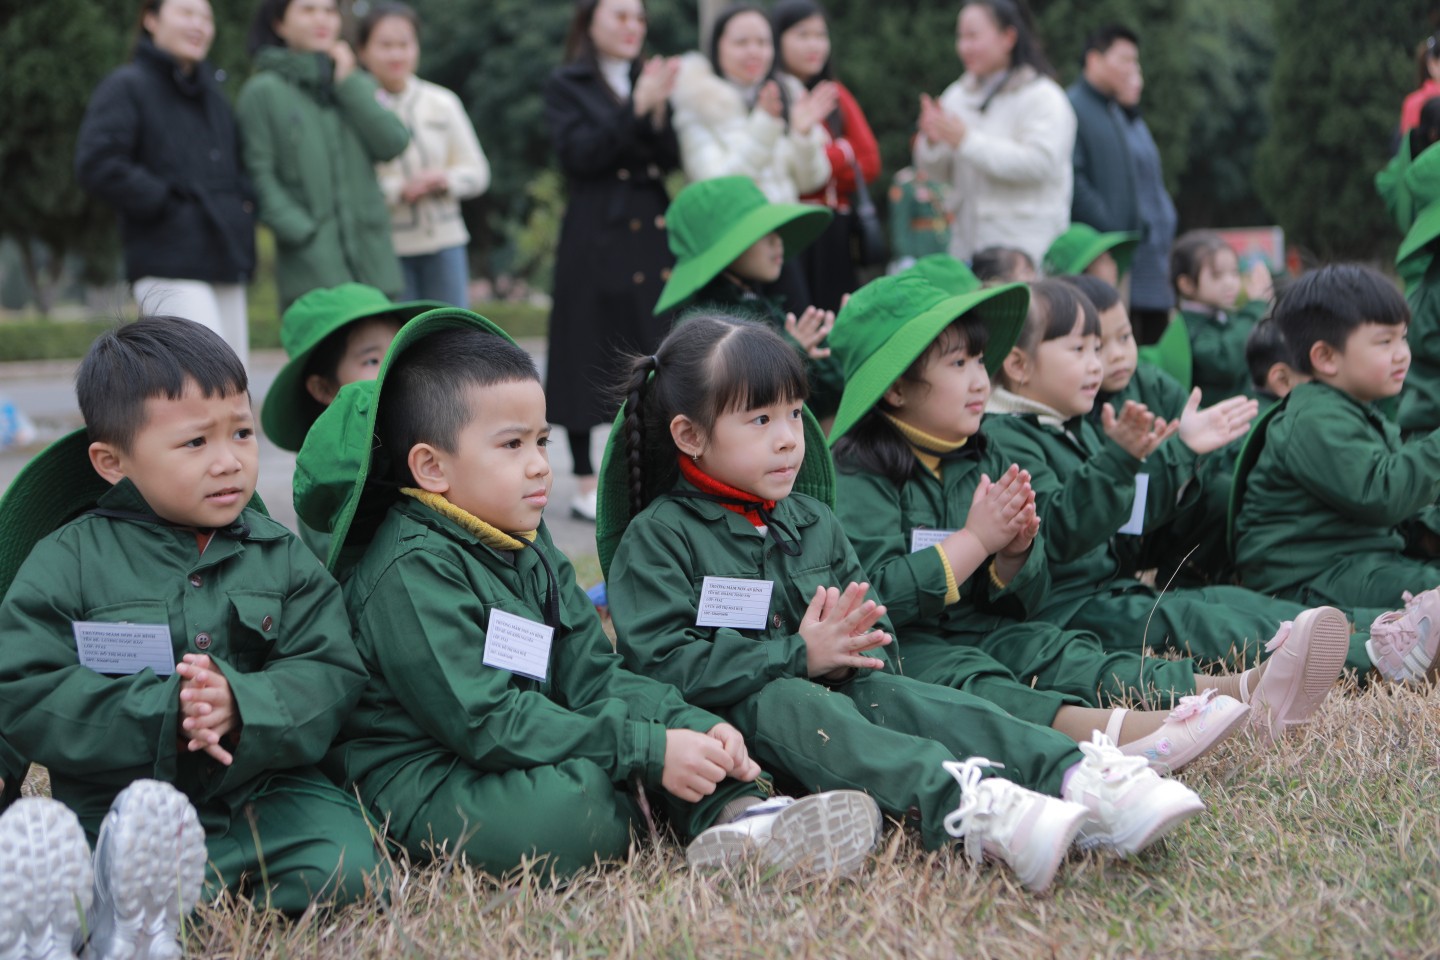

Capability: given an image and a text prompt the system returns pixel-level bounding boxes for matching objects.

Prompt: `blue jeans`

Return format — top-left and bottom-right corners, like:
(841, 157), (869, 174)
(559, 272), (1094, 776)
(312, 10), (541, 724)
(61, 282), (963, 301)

(400, 244), (469, 307)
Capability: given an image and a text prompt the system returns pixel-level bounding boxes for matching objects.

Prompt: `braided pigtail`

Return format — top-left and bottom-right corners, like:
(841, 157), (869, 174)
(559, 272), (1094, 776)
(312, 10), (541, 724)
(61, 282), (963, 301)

(621, 354), (660, 517)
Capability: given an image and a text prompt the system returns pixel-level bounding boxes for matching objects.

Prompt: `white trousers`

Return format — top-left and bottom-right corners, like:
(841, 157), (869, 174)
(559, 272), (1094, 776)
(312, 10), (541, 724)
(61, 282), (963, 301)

(132, 277), (249, 371)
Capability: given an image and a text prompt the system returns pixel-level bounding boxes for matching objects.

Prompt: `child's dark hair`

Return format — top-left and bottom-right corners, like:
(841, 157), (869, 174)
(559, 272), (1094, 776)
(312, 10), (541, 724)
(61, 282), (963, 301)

(1413, 96), (1440, 159)
(972, 246), (1034, 284)
(1057, 273), (1121, 314)
(831, 316), (990, 485)
(76, 316), (248, 452)
(303, 314), (403, 388)
(1271, 264), (1409, 376)
(619, 312), (808, 515)
(358, 1), (418, 49)
(377, 328), (539, 485)
(1169, 230), (1232, 295)
(1014, 279), (1099, 352)
(1245, 318), (1292, 392)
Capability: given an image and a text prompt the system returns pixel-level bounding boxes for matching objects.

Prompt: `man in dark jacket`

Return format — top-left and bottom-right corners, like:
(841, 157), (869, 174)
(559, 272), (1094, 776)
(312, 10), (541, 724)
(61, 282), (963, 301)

(1118, 63), (1179, 345)
(1067, 26), (1142, 236)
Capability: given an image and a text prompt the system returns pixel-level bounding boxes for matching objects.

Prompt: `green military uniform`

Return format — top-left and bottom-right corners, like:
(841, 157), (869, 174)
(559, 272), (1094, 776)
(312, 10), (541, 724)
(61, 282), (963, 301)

(885, 167), (951, 270)
(605, 475), (1084, 851)
(1182, 299), (1267, 408)
(0, 475), (379, 913)
(981, 401), (1374, 670)
(1234, 381), (1440, 609)
(1385, 141), (1440, 434)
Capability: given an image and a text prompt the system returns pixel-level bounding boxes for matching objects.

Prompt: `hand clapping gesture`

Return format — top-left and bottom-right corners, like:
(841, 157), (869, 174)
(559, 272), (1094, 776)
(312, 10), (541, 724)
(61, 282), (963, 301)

(785, 306), (835, 359)
(633, 56), (679, 123)
(1100, 399), (1179, 461)
(799, 582), (891, 679)
(1177, 388), (1258, 455)
(918, 93), (967, 147)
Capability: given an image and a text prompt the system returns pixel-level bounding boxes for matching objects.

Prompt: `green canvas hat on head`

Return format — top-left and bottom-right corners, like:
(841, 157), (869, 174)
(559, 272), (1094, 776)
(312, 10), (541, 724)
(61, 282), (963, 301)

(292, 307), (517, 573)
(904, 253), (981, 295)
(593, 400), (834, 579)
(1398, 200), (1440, 277)
(653, 176), (833, 315)
(826, 274), (1031, 444)
(1042, 224), (1140, 279)
(261, 283), (447, 452)
(0, 429), (266, 601)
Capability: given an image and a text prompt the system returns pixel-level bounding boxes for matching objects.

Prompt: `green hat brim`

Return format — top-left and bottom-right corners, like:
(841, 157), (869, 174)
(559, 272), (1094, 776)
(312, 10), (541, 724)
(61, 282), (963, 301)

(292, 307), (517, 573)
(261, 298), (449, 452)
(654, 204), (834, 315)
(1045, 230), (1141, 279)
(0, 429), (266, 601)
(827, 283), (1031, 445)
(594, 398), (834, 578)
(1399, 201), (1440, 270)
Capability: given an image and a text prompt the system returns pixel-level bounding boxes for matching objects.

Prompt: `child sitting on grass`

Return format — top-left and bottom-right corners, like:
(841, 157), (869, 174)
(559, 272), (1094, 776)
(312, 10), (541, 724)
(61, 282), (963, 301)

(293, 308), (882, 877)
(0, 317), (383, 952)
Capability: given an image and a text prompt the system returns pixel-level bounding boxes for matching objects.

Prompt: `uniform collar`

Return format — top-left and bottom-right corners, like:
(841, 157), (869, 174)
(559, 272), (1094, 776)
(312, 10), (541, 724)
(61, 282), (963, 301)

(400, 488), (536, 551)
(987, 385), (1073, 429)
(880, 413), (967, 479)
(93, 478), (270, 542)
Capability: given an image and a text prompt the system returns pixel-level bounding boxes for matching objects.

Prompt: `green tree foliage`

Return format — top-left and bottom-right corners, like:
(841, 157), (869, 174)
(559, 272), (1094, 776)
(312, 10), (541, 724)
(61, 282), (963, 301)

(1257, 0), (1440, 260)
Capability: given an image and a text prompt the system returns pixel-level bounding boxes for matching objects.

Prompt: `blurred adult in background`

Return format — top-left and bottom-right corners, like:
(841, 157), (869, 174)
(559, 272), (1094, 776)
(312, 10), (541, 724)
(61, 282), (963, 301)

(237, 0), (409, 308)
(544, 0), (680, 521)
(1116, 48), (1177, 344)
(76, 0), (256, 368)
(1402, 34), (1440, 136)
(359, 3), (490, 307)
(1067, 25), (1140, 236)
(772, 0), (881, 312)
(915, 0), (1075, 265)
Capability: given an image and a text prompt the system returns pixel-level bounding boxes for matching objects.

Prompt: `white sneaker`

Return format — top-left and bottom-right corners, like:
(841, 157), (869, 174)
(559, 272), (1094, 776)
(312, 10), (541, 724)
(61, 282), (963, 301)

(1065, 733), (1205, 857)
(0, 798), (94, 960)
(686, 791), (881, 874)
(1367, 589), (1440, 684)
(86, 780), (207, 960)
(942, 758), (1090, 894)
(570, 488), (598, 522)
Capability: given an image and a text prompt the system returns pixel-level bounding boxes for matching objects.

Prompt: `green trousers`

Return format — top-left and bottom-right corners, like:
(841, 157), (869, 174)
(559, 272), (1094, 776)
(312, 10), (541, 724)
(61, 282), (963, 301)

(904, 620), (1201, 717)
(369, 755), (766, 879)
(895, 640), (1082, 727)
(726, 673), (1082, 850)
(203, 769), (385, 914)
(1297, 554), (1440, 613)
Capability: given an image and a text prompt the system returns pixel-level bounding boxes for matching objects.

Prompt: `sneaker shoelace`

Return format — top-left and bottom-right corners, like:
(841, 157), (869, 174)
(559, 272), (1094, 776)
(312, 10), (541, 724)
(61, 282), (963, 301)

(1078, 732), (1152, 787)
(941, 757), (1010, 863)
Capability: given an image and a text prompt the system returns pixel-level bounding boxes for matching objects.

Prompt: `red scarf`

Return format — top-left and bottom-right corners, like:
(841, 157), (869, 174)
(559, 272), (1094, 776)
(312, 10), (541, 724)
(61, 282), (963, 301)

(677, 455), (775, 528)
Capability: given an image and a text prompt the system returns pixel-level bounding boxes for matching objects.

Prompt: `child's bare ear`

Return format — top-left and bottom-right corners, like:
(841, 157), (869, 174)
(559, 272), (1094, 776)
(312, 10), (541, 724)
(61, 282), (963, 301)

(407, 443), (449, 494)
(669, 414), (706, 459)
(87, 441), (126, 485)
(1000, 347), (1031, 387)
(305, 373), (339, 406)
(881, 380), (907, 408)
(1176, 274), (1197, 299)
(1309, 340), (1341, 377)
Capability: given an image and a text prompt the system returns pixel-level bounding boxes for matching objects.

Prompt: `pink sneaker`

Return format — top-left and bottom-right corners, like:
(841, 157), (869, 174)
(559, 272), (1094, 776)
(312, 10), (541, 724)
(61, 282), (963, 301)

(1366, 588), (1440, 684)
(1248, 606), (1349, 745)
(1113, 690), (1251, 772)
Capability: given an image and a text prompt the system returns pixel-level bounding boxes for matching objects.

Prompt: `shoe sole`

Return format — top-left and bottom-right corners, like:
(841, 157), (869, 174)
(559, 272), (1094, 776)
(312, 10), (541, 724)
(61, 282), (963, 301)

(1137, 701), (1253, 774)
(765, 791), (881, 875)
(87, 780), (207, 960)
(1252, 607), (1349, 745)
(0, 798), (93, 960)
(1076, 792), (1206, 857)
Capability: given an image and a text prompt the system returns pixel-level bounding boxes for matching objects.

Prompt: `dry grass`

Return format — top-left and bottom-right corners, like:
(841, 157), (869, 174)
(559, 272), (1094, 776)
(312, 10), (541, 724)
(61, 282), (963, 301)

(24, 677), (1437, 959)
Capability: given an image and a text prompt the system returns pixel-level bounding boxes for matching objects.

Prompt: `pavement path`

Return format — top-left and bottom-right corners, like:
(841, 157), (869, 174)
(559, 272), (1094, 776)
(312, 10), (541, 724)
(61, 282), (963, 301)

(0, 338), (607, 569)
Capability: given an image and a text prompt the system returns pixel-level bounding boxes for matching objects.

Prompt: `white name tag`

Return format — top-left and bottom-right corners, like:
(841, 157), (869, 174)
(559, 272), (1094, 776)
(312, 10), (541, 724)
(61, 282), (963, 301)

(1117, 473), (1150, 536)
(696, 576), (774, 629)
(483, 608), (554, 682)
(910, 528), (955, 553)
(72, 621), (175, 677)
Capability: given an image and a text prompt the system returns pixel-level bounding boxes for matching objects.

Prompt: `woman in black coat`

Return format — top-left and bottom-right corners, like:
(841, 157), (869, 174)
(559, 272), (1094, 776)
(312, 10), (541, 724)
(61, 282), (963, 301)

(75, 0), (256, 367)
(543, 0), (680, 521)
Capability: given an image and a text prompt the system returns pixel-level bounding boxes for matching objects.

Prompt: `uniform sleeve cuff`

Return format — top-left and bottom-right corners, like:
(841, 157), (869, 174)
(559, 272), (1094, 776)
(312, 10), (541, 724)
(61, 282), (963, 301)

(934, 544), (961, 605)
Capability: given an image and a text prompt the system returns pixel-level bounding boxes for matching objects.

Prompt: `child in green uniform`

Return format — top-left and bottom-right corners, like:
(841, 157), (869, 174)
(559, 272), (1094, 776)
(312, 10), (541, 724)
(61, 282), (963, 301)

(1245, 317), (1309, 413)
(1171, 230), (1273, 406)
(972, 246), (1038, 284)
(1042, 224), (1139, 289)
(1233, 265), (1440, 682)
(655, 176), (845, 421)
(984, 281), (1439, 694)
(261, 283), (442, 558)
(826, 271), (1252, 771)
(0, 318), (383, 935)
(600, 312), (1210, 893)
(292, 308), (882, 877)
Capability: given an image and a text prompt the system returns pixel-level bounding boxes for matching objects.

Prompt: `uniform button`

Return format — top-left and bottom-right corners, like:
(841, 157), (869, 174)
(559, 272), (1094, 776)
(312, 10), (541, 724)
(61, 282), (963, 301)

(189, 574), (203, 588)
(772, 613), (784, 630)
(632, 271), (645, 285)
(617, 168), (631, 181)
(194, 632), (212, 650)
(261, 615), (274, 633)
(630, 218), (642, 232)
(654, 215), (666, 229)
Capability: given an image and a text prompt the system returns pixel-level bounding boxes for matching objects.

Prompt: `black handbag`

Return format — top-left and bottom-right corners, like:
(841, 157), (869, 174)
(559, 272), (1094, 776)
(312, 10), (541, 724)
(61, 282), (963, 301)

(840, 139), (887, 266)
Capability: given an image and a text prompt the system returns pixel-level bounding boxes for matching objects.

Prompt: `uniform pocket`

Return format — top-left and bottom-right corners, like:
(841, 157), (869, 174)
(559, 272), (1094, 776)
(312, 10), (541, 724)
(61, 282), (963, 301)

(226, 592), (284, 672)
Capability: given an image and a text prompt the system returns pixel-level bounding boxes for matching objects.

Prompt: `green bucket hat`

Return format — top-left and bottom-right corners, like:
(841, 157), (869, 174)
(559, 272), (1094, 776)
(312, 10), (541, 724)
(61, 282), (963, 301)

(594, 400), (834, 579)
(261, 284), (448, 452)
(904, 253), (981, 295)
(826, 274), (1031, 444)
(654, 176), (833, 315)
(1042, 224), (1140, 279)
(1398, 200), (1440, 274)
(0, 429), (266, 601)
(292, 307), (517, 573)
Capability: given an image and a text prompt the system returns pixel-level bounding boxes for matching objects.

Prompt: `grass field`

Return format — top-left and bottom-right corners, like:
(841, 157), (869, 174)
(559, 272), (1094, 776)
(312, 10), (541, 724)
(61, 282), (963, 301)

(25, 672), (1439, 958)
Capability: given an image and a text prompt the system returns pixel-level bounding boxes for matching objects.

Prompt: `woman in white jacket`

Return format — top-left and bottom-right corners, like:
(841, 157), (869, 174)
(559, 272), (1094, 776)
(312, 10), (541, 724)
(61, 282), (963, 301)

(915, 0), (1075, 266)
(360, 3), (490, 306)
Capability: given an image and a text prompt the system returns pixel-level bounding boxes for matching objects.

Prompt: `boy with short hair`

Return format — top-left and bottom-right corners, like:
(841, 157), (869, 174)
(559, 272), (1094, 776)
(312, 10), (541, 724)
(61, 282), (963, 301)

(1244, 317), (1309, 410)
(0, 317), (383, 932)
(1234, 265), (1440, 679)
(293, 309), (881, 877)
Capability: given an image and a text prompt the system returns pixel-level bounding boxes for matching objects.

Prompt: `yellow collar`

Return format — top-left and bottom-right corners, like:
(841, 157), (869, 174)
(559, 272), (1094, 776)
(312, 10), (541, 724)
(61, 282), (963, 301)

(401, 488), (537, 552)
(881, 413), (967, 479)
